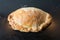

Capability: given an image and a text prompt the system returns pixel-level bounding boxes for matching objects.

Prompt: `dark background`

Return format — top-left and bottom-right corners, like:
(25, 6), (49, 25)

(0, 0), (60, 40)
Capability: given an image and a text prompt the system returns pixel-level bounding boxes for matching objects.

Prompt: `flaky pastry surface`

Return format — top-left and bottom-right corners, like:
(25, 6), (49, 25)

(8, 7), (52, 32)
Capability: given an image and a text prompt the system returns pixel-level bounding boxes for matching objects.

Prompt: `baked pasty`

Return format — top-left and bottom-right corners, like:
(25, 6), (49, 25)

(8, 7), (52, 32)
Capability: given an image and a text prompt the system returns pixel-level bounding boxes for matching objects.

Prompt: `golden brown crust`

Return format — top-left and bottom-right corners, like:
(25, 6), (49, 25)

(8, 7), (52, 32)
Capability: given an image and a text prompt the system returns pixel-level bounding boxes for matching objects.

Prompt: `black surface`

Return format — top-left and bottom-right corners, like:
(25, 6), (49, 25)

(0, 0), (60, 40)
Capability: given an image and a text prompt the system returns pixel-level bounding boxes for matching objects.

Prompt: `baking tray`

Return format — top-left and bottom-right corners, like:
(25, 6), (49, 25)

(0, 0), (60, 40)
